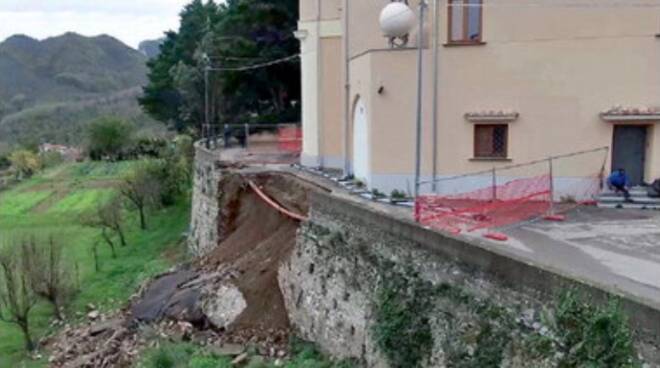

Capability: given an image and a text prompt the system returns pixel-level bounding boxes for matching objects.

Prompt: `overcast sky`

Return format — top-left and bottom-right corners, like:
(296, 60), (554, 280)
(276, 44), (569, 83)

(0, 0), (193, 48)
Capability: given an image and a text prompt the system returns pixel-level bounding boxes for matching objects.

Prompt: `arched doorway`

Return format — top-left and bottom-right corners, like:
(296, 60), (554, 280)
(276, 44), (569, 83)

(352, 98), (369, 184)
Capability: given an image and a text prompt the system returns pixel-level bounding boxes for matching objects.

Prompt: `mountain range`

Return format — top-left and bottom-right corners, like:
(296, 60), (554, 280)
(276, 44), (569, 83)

(0, 33), (164, 153)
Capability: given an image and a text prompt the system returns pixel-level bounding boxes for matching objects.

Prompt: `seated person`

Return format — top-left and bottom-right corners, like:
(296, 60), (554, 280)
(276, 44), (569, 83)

(608, 168), (632, 202)
(648, 179), (660, 198)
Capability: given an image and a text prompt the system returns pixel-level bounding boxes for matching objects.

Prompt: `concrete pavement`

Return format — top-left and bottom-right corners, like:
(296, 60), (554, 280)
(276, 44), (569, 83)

(484, 207), (660, 309)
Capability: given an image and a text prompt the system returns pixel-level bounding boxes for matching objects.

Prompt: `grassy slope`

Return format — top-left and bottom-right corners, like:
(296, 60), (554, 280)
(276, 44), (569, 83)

(137, 341), (354, 368)
(0, 161), (191, 367)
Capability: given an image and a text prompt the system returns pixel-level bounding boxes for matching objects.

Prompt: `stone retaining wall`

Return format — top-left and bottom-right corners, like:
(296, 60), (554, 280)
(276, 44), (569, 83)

(279, 191), (660, 367)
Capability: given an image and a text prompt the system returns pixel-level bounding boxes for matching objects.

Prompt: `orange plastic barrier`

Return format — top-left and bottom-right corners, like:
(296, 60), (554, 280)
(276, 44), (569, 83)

(277, 127), (302, 153)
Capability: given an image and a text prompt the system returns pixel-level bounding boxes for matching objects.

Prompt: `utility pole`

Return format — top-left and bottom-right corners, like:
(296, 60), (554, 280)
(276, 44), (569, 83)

(204, 65), (210, 149)
(202, 53), (211, 149)
(414, 0), (428, 198)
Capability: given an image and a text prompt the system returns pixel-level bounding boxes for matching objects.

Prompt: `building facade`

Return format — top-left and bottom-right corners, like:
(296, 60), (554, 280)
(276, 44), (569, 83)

(297, 0), (660, 195)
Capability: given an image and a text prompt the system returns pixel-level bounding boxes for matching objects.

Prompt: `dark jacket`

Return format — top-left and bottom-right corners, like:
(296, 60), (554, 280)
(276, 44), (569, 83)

(608, 171), (629, 188)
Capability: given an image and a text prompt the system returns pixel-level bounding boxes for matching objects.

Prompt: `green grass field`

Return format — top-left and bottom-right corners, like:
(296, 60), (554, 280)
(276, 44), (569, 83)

(0, 162), (191, 367)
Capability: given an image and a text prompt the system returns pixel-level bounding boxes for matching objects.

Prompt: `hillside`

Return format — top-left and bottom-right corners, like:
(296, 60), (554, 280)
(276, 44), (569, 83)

(0, 33), (147, 103)
(0, 88), (164, 149)
(0, 33), (162, 151)
(138, 38), (164, 59)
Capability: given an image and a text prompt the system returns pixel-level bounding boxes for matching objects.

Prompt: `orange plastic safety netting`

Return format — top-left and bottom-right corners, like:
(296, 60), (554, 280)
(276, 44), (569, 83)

(277, 126), (302, 153)
(415, 148), (608, 235)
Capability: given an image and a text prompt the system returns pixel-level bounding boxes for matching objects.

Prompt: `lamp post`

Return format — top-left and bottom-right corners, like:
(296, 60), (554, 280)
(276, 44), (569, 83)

(202, 53), (211, 149)
(413, 0), (428, 198)
(431, 0), (440, 193)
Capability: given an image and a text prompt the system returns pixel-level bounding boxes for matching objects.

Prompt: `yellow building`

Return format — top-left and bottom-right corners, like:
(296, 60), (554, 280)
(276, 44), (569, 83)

(297, 0), (660, 195)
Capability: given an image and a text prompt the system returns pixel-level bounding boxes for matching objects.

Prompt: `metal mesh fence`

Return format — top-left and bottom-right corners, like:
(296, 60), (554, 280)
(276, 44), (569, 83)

(415, 147), (609, 236)
(205, 123), (302, 163)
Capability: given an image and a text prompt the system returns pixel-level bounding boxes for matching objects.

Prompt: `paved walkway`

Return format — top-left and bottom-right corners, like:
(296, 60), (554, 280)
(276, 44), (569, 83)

(253, 164), (660, 311)
(488, 207), (660, 309)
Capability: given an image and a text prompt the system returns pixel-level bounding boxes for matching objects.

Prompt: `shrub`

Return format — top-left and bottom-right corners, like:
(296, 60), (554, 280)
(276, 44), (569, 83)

(87, 116), (133, 161)
(554, 291), (638, 367)
(0, 155), (10, 170)
(8, 149), (41, 179)
(41, 151), (64, 169)
(390, 190), (408, 200)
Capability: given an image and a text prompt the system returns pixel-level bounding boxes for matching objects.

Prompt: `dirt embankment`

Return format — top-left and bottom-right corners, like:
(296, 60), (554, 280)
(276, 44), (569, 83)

(198, 172), (320, 332)
(49, 171), (323, 367)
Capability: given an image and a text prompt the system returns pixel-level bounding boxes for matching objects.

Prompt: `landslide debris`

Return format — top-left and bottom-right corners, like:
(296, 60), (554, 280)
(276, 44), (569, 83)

(48, 172), (321, 367)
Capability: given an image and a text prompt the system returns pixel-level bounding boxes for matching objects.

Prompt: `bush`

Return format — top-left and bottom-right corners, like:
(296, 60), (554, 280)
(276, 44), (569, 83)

(0, 155), (10, 170)
(137, 342), (231, 368)
(138, 340), (353, 368)
(142, 159), (186, 207)
(87, 116), (133, 161)
(40, 151), (64, 169)
(8, 149), (41, 179)
(554, 291), (638, 367)
(129, 137), (168, 159)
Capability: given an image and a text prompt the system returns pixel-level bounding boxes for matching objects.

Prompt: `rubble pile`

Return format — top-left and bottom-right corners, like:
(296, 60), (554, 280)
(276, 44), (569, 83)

(48, 172), (316, 367)
(48, 313), (138, 368)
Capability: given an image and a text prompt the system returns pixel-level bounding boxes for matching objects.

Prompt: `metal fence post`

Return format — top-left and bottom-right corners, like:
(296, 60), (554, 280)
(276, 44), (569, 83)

(204, 66), (210, 149)
(491, 167), (497, 202)
(548, 157), (555, 215)
(244, 123), (249, 150)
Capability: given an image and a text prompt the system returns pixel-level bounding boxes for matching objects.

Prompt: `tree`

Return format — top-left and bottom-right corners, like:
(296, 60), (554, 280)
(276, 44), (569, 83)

(139, 0), (221, 132)
(82, 201), (128, 257)
(87, 116), (133, 161)
(209, 0), (300, 125)
(24, 237), (77, 321)
(120, 166), (162, 230)
(143, 144), (192, 207)
(0, 244), (38, 351)
(140, 0), (300, 132)
(9, 149), (41, 179)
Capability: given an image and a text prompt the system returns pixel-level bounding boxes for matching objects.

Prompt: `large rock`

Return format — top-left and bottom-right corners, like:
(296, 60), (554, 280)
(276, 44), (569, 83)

(131, 270), (207, 326)
(200, 284), (247, 329)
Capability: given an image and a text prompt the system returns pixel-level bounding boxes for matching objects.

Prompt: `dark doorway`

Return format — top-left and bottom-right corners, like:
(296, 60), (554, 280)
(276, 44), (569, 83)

(612, 125), (647, 186)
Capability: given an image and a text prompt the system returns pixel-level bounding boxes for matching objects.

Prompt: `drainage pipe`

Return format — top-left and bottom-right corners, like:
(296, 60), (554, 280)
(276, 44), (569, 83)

(247, 180), (308, 222)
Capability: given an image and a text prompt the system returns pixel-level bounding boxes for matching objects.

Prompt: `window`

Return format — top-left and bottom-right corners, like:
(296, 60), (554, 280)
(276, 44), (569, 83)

(474, 125), (508, 158)
(448, 0), (483, 44)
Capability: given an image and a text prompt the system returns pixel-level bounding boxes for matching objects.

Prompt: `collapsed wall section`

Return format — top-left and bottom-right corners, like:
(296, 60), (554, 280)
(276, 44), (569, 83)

(190, 144), (224, 256)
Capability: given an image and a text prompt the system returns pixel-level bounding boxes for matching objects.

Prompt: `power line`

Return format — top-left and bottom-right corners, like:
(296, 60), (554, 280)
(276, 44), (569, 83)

(207, 54), (300, 72)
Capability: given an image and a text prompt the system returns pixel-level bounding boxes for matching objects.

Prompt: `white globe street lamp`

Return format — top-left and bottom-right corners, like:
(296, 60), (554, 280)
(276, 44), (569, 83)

(379, 2), (416, 48)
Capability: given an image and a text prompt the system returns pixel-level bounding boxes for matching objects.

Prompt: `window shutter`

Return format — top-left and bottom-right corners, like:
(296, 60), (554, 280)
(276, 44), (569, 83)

(475, 126), (494, 157)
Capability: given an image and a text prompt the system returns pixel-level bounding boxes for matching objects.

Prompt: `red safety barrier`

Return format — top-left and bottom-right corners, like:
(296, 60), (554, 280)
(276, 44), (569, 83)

(416, 174), (553, 235)
(278, 127), (302, 153)
(416, 164), (605, 239)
